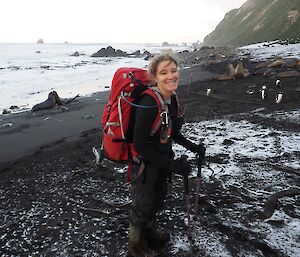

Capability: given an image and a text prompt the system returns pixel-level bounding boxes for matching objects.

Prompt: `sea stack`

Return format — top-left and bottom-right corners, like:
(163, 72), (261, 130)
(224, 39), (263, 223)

(37, 38), (44, 44)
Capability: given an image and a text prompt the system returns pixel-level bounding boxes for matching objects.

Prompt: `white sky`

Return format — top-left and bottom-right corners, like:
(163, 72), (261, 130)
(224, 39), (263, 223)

(0, 0), (247, 44)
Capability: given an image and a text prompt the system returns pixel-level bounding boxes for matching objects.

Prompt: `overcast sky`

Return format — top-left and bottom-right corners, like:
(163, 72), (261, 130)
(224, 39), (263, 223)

(0, 0), (247, 44)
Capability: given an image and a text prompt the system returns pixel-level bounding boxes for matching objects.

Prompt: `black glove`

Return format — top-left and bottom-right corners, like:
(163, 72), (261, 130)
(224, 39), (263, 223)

(187, 142), (206, 159)
(171, 156), (191, 177)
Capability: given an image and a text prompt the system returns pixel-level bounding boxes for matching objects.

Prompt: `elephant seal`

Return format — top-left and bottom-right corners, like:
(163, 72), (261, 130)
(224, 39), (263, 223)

(31, 91), (57, 111)
(276, 70), (300, 78)
(217, 64), (235, 80)
(31, 91), (80, 111)
(235, 62), (249, 79)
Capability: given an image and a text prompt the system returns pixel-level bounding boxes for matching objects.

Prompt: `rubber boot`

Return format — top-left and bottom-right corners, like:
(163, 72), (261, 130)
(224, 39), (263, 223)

(145, 221), (170, 249)
(128, 223), (155, 257)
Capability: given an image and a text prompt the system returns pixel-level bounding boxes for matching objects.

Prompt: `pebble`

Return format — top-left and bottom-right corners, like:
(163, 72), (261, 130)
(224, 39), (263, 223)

(0, 122), (12, 128)
(82, 114), (95, 120)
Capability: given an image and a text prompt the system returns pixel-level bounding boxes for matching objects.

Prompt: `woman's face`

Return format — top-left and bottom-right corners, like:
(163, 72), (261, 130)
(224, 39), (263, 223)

(154, 60), (179, 97)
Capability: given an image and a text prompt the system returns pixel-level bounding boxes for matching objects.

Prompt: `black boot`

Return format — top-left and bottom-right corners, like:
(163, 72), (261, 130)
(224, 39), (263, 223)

(145, 221), (170, 249)
(128, 223), (155, 257)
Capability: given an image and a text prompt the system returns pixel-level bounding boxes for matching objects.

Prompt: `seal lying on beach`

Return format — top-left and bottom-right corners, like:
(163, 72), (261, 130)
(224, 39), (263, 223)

(31, 91), (79, 111)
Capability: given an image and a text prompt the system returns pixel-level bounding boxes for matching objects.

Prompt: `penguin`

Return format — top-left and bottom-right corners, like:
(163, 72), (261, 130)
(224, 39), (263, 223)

(206, 88), (212, 96)
(275, 79), (281, 89)
(261, 85), (267, 99)
(275, 79), (283, 104)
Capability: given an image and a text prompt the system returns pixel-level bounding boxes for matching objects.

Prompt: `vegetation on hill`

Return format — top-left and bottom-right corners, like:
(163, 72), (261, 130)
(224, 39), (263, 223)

(203, 0), (300, 46)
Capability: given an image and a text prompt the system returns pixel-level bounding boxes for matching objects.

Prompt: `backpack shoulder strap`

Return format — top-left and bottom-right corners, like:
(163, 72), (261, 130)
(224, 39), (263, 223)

(142, 88), (167, 135)
(171, 92), (180, 116)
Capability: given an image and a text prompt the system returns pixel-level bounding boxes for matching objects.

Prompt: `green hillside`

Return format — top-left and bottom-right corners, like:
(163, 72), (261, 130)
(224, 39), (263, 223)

(203, 0), (300, 46)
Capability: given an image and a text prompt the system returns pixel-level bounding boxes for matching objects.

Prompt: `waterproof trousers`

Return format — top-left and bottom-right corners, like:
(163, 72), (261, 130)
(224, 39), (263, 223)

(129, 162), (168, 229)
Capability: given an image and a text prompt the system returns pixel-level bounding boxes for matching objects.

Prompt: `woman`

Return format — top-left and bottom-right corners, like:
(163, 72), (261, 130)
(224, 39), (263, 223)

(128, 52), (205, 256)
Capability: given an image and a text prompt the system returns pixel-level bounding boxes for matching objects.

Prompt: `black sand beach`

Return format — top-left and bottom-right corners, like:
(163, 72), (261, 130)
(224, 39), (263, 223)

(0, 54), (299, 256)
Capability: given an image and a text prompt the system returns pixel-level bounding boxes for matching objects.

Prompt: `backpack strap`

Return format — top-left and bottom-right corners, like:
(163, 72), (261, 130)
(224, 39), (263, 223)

(173, 92), (181, 116)
(142, 88), (168, 136)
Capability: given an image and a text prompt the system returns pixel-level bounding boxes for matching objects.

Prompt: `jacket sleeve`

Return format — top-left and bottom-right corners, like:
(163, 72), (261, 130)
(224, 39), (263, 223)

(171, 104), (198, 152)
(133, 94), (172, 170)
(173, 128), (198, 152)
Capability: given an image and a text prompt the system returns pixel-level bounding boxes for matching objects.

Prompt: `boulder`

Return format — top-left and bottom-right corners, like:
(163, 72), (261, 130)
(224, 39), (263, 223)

(91, 46), (128, 57)
(2, 109), (11, 114)
(37, 38), (44, 44)
(132, 50), (141, 57)
(71, 51), (80, 57)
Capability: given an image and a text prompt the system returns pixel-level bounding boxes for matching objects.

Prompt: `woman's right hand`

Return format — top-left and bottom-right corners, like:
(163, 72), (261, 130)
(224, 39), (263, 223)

(171, 156), (191, 177)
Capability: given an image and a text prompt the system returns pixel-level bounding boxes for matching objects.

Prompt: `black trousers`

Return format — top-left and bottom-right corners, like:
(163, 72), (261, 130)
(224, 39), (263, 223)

(129, 162), (168, 228)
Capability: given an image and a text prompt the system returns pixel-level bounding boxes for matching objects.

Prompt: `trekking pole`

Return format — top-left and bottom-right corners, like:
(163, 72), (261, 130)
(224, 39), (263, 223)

(181, 156), (193, 256)
(183, 72), (193, 115)
(194, 154), (203, 215)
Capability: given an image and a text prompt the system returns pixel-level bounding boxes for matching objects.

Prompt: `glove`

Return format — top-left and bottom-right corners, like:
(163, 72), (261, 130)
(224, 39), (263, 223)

(171, 156), (191, 177)
(187, 142), (206, 159)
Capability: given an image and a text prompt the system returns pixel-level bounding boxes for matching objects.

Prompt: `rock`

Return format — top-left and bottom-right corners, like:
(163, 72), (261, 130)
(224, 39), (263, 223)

(116, 49), (127, 57)
(91, 46), (128, 57)
(132, 50), (141, 56)
(0, 122), (12, 128)
(82, 114), (95, 120)
(36, 51), (41, 54)
(9, 106), (19, 110)
(37, 38), (44, 44)
(162, 42), (169, 46)
(71, 51), (80, 57)
(223, 139), (234, 145)
(2, 109), (11, 114)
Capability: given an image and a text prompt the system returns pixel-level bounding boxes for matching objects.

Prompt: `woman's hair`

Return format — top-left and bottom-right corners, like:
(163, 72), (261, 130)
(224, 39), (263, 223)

(147, 51), (178, 81)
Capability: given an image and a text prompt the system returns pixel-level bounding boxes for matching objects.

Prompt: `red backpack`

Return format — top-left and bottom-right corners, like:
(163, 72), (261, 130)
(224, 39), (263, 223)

(100, 68), (168, 180)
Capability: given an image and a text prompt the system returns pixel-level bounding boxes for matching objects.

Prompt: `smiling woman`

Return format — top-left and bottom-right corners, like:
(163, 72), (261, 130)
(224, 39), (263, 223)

(127, 52), (206, 256)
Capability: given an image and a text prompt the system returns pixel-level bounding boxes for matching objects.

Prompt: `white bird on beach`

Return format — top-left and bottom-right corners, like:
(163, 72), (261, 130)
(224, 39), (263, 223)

(206, 88), (212, 96)
(261, 85), (267, 99)
(275, 79), (283, 103)
(275, 92), (283, 104)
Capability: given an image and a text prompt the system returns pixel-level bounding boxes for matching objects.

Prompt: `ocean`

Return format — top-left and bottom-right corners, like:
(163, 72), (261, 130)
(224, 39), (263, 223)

(0, 43), (190, 113)
(1, 42), (299, 114)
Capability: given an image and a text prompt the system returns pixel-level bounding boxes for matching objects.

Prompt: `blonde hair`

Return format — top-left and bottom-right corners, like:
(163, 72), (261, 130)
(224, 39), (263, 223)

(147, 51), (178, 82)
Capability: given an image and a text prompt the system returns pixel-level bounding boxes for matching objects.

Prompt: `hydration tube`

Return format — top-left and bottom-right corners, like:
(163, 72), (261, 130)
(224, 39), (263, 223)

(120, 91), (158, 109)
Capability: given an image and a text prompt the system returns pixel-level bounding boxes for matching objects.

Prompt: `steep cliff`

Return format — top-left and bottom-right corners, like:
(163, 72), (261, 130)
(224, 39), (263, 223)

(203, 0), (300, 46)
